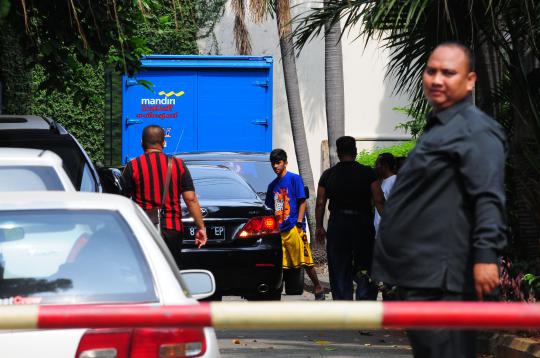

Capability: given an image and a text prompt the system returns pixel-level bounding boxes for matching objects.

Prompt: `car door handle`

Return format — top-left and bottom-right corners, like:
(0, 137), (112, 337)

(251, 119), (269, 126)
(125, 118), (143, 126)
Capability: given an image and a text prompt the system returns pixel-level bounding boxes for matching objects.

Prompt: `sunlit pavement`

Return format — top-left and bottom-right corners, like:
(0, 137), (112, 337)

(217, 266), (414, 357)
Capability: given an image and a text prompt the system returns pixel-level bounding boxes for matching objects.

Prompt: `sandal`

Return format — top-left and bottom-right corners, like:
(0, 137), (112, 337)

(314, 291), (326, 300)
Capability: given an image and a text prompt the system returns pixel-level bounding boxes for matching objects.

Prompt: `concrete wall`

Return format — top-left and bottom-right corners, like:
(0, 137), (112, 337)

(198, 1), (411, 180)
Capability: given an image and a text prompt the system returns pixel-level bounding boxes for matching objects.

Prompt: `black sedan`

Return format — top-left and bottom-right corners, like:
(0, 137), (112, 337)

(180, 164), (283, 300)
(175, 152), (274, 200)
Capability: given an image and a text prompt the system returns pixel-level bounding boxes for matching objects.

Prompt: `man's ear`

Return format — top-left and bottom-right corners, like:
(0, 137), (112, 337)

(467, 71), (477, 92)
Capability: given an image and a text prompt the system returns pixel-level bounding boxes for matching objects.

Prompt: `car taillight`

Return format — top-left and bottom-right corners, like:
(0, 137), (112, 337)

(236, 216), (279, 239)
(75, 328), (206, 358)
(76, 329), (131, 358)
(131, 328), (206, 358)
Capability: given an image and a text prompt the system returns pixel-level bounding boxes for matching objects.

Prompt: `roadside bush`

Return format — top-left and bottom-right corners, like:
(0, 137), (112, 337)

(356, 141), (416, 167)
(30, 64), (105, 162)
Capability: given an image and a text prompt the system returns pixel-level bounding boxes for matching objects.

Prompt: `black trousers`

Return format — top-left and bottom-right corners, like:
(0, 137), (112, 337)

(326, 212), (377, 300)
(398, 288), (476, 358)
(161, 229), (184, 268)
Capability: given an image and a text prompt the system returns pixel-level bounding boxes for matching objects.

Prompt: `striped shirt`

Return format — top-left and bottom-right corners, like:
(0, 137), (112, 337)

(122, 152), (194, 231)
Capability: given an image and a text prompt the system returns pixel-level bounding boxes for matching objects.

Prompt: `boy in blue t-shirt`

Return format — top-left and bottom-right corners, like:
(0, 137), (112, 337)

(265, 149), (324, 300)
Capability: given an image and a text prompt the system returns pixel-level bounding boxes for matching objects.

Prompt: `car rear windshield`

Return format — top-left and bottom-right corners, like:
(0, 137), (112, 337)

(0, 210), (157, 305)
(186, 160), (275, 195)
(189, 167), (257, 200)
(0, 166), (64, 191)
(0, 132), (95, 191)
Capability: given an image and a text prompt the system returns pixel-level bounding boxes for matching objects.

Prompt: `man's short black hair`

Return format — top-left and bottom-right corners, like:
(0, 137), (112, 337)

(336, 136), (357, 157)
(434, 41), (475, 72)
(377, 152), (397, 172)
(270, 148), (287, 163)
(142, 125), (165, 147)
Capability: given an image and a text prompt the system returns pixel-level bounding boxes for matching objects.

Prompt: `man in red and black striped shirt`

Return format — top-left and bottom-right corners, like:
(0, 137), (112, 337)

(122, 125), (207, 264)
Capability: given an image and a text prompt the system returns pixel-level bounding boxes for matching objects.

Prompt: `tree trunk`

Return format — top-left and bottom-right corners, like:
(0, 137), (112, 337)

(324, 1), (345, 167)
(275, 0), (318, 251)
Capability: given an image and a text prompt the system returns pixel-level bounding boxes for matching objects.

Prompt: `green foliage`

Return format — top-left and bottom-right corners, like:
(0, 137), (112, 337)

(136, 2), (198, 54)
(0, 21), (33, 114)
(194, 0), (227, 40)
(394, 102), (430, 138)
(356, 141), (416, 167)
(501, 258), (540, 302)
(30, 64), (105, 162)
(11, 0), (226, 163)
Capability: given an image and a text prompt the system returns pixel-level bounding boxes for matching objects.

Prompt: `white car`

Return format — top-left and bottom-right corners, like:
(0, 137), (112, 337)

(0, 192), (220, 358)
(0, 148), (75, 191)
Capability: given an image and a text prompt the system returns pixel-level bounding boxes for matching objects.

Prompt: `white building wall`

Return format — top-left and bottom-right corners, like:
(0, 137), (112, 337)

(198, 1), (410, 180)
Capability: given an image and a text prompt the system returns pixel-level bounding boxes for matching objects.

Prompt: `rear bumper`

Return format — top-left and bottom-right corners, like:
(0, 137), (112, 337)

(180, 240), (282, 296)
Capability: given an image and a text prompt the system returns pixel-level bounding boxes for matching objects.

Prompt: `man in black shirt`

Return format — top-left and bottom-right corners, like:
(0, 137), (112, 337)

(316, 136), (384, 300)
(372, 42), (507, 358)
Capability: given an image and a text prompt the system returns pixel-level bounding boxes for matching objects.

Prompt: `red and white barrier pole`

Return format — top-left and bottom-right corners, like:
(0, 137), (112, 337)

(1, 302), (540, 330)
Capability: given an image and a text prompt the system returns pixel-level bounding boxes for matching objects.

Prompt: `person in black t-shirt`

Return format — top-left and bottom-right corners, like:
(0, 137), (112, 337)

(315, 136), (384, 300)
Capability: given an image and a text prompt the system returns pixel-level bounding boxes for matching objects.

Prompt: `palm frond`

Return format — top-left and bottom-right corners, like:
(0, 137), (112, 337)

(249, 0), (272, 23)
(231, 0), (252, 55)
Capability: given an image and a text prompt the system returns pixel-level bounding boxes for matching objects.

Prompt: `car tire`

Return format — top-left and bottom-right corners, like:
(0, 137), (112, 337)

(283, 267), (304, 295)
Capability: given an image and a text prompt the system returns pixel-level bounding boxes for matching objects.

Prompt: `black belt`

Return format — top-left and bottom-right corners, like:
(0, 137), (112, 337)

(334, 209), (362, 215)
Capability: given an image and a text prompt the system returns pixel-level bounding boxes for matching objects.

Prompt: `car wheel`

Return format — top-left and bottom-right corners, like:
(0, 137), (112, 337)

(283, 267), (304, 295)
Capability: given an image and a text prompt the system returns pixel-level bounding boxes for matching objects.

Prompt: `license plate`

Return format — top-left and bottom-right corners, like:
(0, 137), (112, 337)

(185, 225), (226, 240)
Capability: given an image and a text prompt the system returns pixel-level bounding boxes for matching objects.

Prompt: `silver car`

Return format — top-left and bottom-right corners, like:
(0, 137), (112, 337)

(0, 192), (220, 358)
(0, 148), (75, 191)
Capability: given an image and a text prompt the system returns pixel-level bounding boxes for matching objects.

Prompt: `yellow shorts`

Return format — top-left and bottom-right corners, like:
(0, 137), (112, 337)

(281, 226), (314, 269)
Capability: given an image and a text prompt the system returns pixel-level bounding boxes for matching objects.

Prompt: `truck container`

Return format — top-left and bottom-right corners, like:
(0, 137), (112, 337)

(104, 55), (273, 166)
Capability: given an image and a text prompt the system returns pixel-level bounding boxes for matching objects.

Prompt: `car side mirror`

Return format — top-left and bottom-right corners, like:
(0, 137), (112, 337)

(180, 269), (216, 300)
(97, 167), (123, 194)
(304, 186), (309, 199)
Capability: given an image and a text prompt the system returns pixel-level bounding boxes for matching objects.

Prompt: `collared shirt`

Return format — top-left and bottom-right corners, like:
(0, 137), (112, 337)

(122, 152), (194, 232)
(372, 100), (507, 293)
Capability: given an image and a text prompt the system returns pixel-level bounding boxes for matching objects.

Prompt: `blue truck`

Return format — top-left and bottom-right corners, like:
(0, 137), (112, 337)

(104, 55), (273, 166)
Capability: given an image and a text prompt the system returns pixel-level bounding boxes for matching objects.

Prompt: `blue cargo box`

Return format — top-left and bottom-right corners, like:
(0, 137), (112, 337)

(104, 55), (273, 165)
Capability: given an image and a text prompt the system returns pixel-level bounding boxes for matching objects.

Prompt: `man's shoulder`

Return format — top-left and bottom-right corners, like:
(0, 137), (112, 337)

(351, 161), (375, 176)
(173, 156), (186, 168)
(463, 105), (506, 141)
(287, 171), (300, 178)
(286, 171), (303, 182)
(267, 176), (280, 190)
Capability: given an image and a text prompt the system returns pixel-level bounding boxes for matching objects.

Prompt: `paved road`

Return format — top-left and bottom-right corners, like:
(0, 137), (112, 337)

(216, 292), (413, 357)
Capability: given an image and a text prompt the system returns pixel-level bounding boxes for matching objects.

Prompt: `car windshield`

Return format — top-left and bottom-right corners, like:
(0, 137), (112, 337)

(188, 166), (258, 200)
(0, 210), (156, 305)
(0, 166), (64, 191)
(185, 160), (275, 196)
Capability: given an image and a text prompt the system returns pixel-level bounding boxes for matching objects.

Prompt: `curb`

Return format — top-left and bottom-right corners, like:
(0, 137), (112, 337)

(492, 334), (540, 358)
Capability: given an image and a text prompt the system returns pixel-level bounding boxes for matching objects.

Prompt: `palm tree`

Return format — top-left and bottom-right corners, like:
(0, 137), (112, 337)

(294, 0), (540, 262)
(232, 0), (318, 238)
(323, 0), (345, 167)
